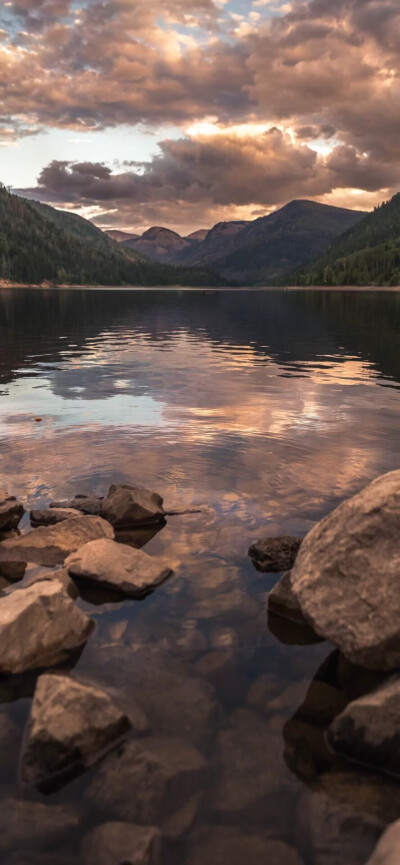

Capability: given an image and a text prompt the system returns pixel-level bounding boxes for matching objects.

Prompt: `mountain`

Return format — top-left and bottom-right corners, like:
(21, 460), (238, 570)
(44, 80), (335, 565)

(106, 230), (140, 243)
(186, 229), (208, 243)
(293, 194), (400, 287)
(113, 202), (365, 285)
(0, 185), (225, 286)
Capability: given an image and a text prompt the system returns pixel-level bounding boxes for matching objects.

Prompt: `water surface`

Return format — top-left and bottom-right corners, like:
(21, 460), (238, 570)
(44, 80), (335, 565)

(1, 288), (400, 864)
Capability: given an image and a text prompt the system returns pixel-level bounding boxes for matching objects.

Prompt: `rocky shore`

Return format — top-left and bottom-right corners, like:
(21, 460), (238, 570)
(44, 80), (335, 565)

(1, 472), (400, 863)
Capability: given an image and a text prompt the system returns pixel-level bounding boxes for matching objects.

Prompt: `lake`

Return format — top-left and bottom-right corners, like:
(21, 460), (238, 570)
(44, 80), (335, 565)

(1, 287), (400, 864)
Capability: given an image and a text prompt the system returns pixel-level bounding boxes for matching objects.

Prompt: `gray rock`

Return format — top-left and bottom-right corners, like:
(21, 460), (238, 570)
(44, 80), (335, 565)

(249, 536), (302, 573)
(66, 539), (172, 597)
(0, 797), (78, 853)
(0, 581), (93, 674)
(100, 484), (165, 528)
(365, 820), (400, 865)
(185, 826), (304, 865)
(81, 822), (161, 865)
(328, 676), (400, 777)
(0, 515), (114, 566)
(21, 673), (132, 787)
(87, 737), (206, 835)
(0, 490), (25, 531)
(49, 495), (103, 516)
(298, 771), (400, 865)
(30, 508), (80, 526)
(8, 569), (79, 599)
(268, 571), (310, 625)
(290, 470), (400, 670)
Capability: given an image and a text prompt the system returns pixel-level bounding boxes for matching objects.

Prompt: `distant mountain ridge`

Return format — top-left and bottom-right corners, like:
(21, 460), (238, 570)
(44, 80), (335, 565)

(293, 193), (400, 287)
(113, 201), (366, 285)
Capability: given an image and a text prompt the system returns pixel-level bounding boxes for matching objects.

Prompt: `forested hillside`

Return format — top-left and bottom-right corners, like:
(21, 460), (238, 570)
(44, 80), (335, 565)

(294, 194), (400, 287)
(0, 185), (223, 286)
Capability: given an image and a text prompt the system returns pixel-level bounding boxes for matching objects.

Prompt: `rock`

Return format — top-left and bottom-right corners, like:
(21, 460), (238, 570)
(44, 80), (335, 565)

(86, 737), (207, 836)
(335, 652), (387, 701)
(290, 470), (400, 670)
(0, 581), (93, 674)
(0, 515), (114, 566)
(0, 490), (25, 531)
(30, 508), (80, 526)
(0, 797), (78, 853)
(65, 539), (172, 597)
(298, 771), (400, 865)
(21, 673), (132, 787)
(81, 823), (160, 865)
(268, 571), (311, 625)
(365, 820), (400, 864)
(49, 495), (103, 516)
(185, 826), (304, 865)
(0, 712), (20, 766)
(288, 680), (348, 728)
(10, 569), (79, 600)
(328, 676), (400, 777)
(249, 536), (302, 573)
(100, 484), (165, 528)
(3, 853), (75, 865)
(284, 718), (339, 783)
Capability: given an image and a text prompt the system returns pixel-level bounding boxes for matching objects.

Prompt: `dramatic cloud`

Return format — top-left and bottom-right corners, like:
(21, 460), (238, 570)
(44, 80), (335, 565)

(3, 0), (400, 228)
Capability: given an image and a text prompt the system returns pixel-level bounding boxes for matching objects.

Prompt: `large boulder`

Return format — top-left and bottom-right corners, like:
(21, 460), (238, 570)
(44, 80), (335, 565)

(249, 536), (302, 573)
(328, 676), (400, 777)
(81, 823), (160, 865)
(0, 515), (114, 566)
(365, 820), (400, 864)
(290, 471), (400, 670)
(65, 539), (172, 597)
(0, 581), (93, 674)
(100, 484), (165, 528)
(0, 490), (25, 531)
(7, 569), (79, 600)
(30, 508), (80, 527)
(86, 737), (207, 837)
(21, 674), (132, 787)
(268, 571), (310, 625)
(49, 495), (103, 516)
(0, 797), (78, 854)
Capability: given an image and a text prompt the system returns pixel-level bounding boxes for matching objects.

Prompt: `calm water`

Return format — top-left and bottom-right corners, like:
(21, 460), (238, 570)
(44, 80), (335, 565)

(1, 288), (400, 864)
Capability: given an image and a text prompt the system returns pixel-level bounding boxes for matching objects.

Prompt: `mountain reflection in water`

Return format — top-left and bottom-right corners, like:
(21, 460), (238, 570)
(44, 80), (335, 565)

(0, 287), (400, 864)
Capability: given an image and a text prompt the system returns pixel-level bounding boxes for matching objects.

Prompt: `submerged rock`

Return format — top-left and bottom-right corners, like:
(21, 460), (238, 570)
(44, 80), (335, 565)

(100, 484), (165, 528)
(365, 820), (400, 864)
(0, 797), (78, 854)
(21, 674), (132, 787)
(0, 515), (114, 566)
(87, 737), (207, 836)
(66, 538), (172, 597)
(328, 676), (400, 777)
(0, 581), (93, 674)
(30, 508), (80, 527)
(185, 826), (304, 865)
(81, 823), (161, 865)
(49, 495), (103, 516)
(249, 536), (302, 573)
(290, 470), (400, 670)
(0, 490), (25, 531)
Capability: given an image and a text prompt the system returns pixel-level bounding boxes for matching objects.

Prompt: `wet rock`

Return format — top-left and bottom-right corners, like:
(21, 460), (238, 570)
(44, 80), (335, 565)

(284, 718), (339, 783)
(0, 530), (26, 581)
(21, 673), (132, 787)
(10, 569), (79, 600)
(0, 515), (114, 566)
(0, 490), (25, 531)
(328, 676), (400, 777)
(100, 484), (165, 528)
(87, 737), (207, 835)
(290, 470), (400, 670)
(81, 822), (161, 865)
(185, 826), (304, 865)
(291, 680), (348, 727)
(335, 653), (387, 701)
(298, 770), (400, 865)
(30, 508), (80, 527)
(365, 820), (400, 864)
(0, 797), (78, 854)
(249, 536), (302, 573)
(66, 539), (172, 597)
(212, 708), (298, 830)
(49, 495), (104, 516)
(268, 571), (310, 625)
(0, 581), (93, 674)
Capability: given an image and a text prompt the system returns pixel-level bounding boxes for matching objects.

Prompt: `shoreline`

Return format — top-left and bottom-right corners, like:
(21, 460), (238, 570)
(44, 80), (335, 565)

(0, 282), (400, 293)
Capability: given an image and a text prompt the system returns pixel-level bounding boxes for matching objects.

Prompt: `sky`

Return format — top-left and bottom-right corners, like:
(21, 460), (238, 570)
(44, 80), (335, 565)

(0, 0), (399, 235)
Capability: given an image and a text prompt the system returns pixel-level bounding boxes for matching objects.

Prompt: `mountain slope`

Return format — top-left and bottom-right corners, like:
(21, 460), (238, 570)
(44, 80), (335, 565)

(211, 201), (366, 284)
(0, 185), (224, 286)
(293, 194), (400, 287)
(121, 226), (192, 261)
